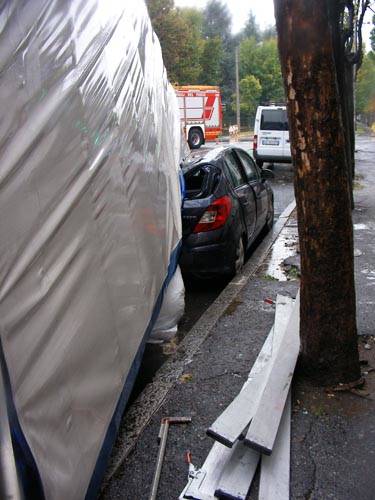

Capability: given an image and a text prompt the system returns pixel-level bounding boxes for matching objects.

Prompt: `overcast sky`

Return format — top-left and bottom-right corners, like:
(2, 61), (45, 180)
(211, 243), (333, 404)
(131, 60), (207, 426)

(174, 0), (276, 32)
(174, 0), (373, 47)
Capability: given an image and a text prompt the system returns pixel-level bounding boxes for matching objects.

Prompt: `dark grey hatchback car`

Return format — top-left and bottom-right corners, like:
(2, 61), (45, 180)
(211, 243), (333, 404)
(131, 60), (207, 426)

(180, 146), (274, 278)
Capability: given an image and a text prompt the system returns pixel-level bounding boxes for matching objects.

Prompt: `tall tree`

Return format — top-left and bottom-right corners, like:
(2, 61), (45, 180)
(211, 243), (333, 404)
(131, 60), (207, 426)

(178, 7), (205, 83)
(146, 0), (202, 84)
(232, 75), (262, 125)
(274, 0), (360, 384)
(239, 37), (284, 103)
(199, 36), (224, 84)
(201, 0), (234, 122)
(371, 14), (375, 51)
(202, 0), (232, 43)
(356, 51), (375, 123)
(242, 10), (262, 41)
(329, 1), (370, 207)
(261, 25), (277, 40)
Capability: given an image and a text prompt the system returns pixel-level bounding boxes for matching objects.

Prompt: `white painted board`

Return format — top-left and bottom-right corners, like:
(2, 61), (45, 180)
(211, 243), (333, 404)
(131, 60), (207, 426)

(244, 293), (299, 454)
(259, 390), (291, 500)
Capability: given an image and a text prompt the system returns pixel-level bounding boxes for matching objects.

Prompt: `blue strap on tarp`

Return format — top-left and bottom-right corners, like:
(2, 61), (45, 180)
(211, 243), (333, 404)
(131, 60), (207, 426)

(179, 168), (186, 203)
(0, 241), (182, 500)
(85, 240), (182, 499)
(0, 340), (45, 500)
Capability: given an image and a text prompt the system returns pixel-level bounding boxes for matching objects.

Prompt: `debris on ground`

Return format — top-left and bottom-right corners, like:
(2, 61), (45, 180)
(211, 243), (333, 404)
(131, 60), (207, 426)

(264, 297), (275, 305)
(179, 373), (193, 383)
(180, 294), (299, 499)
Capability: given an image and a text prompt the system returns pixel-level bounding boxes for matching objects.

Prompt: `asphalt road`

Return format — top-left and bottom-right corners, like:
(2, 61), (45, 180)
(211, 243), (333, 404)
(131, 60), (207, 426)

(103, 134), (375, 500)
(129, 140), (295, 402)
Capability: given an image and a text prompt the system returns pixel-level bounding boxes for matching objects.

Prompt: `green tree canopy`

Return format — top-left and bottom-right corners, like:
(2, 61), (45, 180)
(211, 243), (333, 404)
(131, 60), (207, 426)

(199, 36), (224, 84)
(146, 0), (283, 125)
(356, 51), (375, 120)
(232, 75), (262, 125)
(370, 14), (375, 52)
(202, 0), (232, 44)
(239, 37), (284, 104)
(146, 0), (202, 84)
(242, 11), (261, 41)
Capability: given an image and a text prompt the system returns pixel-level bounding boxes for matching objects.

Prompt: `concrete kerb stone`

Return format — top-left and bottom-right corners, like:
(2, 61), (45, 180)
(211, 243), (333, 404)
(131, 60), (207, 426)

(101, 199), (297, 489)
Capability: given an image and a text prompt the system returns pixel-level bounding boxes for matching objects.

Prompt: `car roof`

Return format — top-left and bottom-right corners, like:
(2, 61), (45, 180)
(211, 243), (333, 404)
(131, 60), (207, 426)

(182, 145), (248, 172)
(258, 105), (286, 110)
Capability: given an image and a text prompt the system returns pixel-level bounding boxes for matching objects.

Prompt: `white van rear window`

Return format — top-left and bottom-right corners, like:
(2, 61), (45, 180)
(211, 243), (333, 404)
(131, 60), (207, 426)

(260, 109), (288, 131)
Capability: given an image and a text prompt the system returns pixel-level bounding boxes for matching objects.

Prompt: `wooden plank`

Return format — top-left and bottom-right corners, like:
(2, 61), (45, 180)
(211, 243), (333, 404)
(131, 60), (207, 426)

(181, 442), (233, 499)
(207, 295), (294, 447)
(180, 295), (296, 500)
(214, 442), (259, 500)
(244, 293), (299, 455)
(259, 391), (291, 500)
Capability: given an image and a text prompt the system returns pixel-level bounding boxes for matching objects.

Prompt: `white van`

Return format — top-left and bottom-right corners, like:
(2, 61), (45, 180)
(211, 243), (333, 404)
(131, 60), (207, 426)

(253, 105), (292, 167)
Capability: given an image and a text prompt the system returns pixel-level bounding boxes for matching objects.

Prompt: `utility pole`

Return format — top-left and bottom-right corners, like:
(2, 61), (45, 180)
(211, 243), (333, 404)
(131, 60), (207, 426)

(235, 46), (240, 131)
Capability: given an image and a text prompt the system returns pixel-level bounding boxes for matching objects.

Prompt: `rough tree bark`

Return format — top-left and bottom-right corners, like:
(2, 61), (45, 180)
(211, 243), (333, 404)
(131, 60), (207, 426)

(330, 1), (355, 208)
(274, 0), (361, 384)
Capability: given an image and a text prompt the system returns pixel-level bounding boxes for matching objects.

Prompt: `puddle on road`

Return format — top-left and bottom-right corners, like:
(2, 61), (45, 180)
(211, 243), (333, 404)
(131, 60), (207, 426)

(261, 226), (299, 281)
(354, 223), (369, 230)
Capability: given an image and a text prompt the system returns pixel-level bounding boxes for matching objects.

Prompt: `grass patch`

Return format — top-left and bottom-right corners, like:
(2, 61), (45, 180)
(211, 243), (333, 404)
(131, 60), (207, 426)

(287, 266), (300, 280)
(353, 181), (364, 190)
(263, 274), (279, 281)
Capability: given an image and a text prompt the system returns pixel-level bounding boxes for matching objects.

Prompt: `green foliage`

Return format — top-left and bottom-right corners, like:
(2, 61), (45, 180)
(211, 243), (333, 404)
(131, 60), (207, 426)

(146, 0), (173, 19)
(178, 8), (205, 83)
(146, 0), (281, 125)
(262, 25), (277, 40)
(371, 14), (375, 52)
(146, 0), (202, 84)
(239, 37), (284, 104)
(232, 75), (262, 123)
(199, 36), (224, 85)
(356, 52), (375, 119)
(202, 0), (232, 44)
(242, 11), (261, 41)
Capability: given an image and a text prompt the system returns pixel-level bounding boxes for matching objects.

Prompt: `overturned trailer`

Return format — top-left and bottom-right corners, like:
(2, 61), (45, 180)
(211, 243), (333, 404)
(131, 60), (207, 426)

(0, 1), (184, 498)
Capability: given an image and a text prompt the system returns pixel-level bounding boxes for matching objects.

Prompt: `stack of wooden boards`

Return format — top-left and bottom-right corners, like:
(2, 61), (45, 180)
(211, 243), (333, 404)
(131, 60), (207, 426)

(180, 293), (300, 500)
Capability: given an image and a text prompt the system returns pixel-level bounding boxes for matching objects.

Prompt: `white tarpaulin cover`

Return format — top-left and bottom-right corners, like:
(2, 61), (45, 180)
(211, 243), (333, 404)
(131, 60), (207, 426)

(0, 1), (183, 498)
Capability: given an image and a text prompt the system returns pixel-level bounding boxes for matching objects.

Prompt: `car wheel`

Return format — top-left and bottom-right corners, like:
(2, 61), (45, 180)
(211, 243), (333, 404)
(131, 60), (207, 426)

(188, 128), (204, 149)
(230, 237), (245, 276)
(256, 159), (263, 168)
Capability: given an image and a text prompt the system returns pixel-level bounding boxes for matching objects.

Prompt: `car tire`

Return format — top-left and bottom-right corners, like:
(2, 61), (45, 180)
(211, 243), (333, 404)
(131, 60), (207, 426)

(256, 159), (263, 168)
(188, 128), (204, 149)
(230, 236), (245, 276)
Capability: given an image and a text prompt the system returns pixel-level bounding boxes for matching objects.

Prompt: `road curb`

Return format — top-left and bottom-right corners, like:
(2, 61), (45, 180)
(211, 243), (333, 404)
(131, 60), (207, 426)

(101, 199), (297, 490)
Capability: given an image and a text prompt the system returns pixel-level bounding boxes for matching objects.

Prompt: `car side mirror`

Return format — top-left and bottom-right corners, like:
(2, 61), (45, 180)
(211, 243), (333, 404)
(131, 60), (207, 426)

(261, 168), (274, 180)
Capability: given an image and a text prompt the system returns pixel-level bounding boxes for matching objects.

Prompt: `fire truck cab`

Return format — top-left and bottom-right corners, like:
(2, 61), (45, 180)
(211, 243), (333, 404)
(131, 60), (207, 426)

(175, 85), (223, 149)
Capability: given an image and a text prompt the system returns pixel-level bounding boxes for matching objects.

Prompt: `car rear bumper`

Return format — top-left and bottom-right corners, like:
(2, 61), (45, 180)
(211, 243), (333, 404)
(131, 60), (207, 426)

(180, 239), (236, 276)
(253, 151), (292, 164)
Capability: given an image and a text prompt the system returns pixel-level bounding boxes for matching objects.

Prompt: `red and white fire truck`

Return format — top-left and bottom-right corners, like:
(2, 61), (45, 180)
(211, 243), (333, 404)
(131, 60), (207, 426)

(175, 85), (223, 149)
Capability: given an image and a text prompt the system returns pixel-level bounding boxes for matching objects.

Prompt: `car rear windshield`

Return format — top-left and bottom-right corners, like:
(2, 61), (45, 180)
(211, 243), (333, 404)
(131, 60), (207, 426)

(260, 109), (288, 131)
(183, 164), (220, 200)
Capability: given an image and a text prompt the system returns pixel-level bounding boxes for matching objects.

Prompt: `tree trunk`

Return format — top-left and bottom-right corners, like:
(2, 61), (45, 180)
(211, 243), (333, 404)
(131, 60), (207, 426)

(329, 1), (355, 208)
(274, 0), (360, 384)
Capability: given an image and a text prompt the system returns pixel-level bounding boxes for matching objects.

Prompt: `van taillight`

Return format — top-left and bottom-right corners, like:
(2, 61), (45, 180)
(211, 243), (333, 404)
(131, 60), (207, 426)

(253, 134), (258, 151)
(193, 196), (232, 233)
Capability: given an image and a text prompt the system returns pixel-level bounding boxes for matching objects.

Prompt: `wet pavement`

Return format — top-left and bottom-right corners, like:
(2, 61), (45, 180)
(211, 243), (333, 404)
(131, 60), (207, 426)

(101, 134), (375, 500)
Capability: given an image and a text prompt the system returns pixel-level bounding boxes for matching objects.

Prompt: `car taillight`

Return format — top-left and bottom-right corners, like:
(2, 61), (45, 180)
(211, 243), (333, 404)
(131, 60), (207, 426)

(253, 134), (258, 151)
(193, 195), (232, 233)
